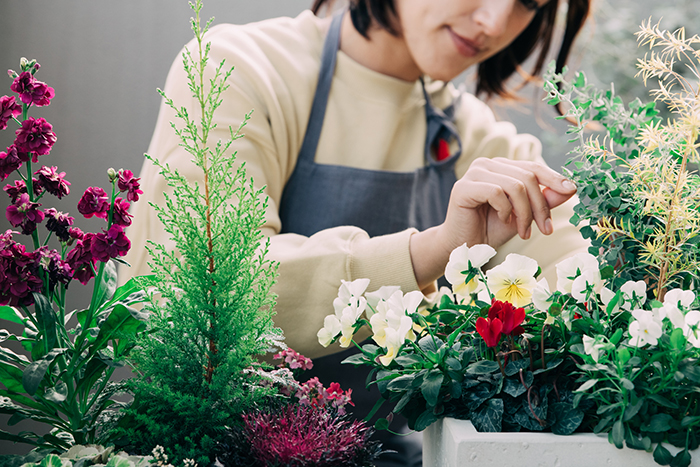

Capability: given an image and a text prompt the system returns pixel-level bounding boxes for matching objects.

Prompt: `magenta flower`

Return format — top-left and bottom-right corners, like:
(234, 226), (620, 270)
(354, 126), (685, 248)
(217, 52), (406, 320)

(36, 247), (72, 290)
(111, 197), (133, 227)
(14, 117), (57, 159)
(69, 227), (84, 241)
(10, 71), (55, 107)
(6, 193), (44, 235)
(34, 166), (70, 199)
(90, 225), (130, 262)
(77, 186), (110, 219)
(66, 234), (96, 285)
(44, 208), (74, 242)
(273, 348), (314, 371)
(0, 146), (22, 181)
(117, 169), (143, 202)
(0, 95), (21, 130)
(0, 234), (42, 306)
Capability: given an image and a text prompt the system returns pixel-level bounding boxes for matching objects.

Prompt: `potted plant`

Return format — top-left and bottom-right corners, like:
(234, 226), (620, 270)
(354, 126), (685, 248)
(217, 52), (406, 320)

(316, 19), (700, 467)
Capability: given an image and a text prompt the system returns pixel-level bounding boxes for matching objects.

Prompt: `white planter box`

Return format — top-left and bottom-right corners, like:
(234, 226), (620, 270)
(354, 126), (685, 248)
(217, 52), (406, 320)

(423, 418), (700, 467)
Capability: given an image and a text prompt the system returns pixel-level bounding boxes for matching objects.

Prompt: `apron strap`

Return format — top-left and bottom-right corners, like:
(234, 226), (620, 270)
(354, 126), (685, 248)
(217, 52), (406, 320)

(422, 79), (463, 165)
(297, 11), (344, 164)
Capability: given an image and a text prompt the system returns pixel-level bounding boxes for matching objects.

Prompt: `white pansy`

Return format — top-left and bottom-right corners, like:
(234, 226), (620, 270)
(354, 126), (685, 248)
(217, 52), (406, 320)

(571, 269), (602, 303)
(532, 279), (556, 324)
(338, 300), (367, 347)
(663, 289), (696, 329)
(444, 243), (496, 298)
(620, 280), (647, 311)
(365, 285), (401, 317)
(628, 309), (663, 347)
(370, 290), (422, 346)
(600, 287), (621, 314)
(486, 253), (539, 307)
(317, 314), (342, 347)
(582, 334), (608, 363)
(556, 252), (600, 294)
(378, 315), (414, 366)
(333, 278), (370, 314)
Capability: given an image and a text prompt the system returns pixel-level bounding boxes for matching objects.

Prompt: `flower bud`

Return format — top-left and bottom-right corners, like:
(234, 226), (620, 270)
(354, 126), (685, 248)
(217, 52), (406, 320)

(7, 69), (18, 79)
(107, 167), (117, 182)
(20, 57), (29, 70)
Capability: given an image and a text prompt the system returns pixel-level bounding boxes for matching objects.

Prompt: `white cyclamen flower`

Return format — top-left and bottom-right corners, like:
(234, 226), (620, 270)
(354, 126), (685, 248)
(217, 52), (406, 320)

(556, 252), (600, 295)
(532, 279), (556, 324)
(333, 278), (370, 314)
(486, 253), (539, 307)
(444, 243), (496, 298)
(570, 269), (602, 303)
(600, 287), (620, 314)
(628, 309), (663, 347)
(620, 280), (647, 311)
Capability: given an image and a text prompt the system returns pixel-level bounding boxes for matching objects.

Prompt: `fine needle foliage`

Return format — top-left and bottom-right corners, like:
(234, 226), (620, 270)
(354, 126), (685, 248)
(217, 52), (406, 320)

(111, 1), (282, 464)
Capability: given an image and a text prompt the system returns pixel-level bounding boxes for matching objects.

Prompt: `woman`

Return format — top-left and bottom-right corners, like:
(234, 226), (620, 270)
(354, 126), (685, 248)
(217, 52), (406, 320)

(123, 0), (590, 464)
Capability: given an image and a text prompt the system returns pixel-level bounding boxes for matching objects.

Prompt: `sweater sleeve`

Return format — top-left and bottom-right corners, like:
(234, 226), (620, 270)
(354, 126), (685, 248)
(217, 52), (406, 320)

(119, 14), (423, 359)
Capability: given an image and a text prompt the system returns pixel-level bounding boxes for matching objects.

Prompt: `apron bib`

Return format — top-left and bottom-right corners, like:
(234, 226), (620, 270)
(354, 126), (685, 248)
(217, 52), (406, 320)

(278, 11), (462, 467)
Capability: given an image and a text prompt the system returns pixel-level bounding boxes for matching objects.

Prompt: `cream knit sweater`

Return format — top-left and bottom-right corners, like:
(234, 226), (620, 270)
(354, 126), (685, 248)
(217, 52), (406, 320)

(121, 10), (587, 358)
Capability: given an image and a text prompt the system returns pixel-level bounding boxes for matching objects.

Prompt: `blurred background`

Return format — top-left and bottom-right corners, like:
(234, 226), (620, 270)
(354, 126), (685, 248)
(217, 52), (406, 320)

(1, 0), (698, 456)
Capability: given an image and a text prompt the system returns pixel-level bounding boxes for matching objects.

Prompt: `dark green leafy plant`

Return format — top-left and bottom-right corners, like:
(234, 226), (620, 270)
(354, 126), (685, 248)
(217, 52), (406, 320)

(0, 58), (148, 449)
(110, 1), (282, 464)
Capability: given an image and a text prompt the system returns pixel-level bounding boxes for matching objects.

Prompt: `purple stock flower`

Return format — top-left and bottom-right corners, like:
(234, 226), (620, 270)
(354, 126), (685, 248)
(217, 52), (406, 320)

(69, 227), (84, 241)
(34, 166), (70, 199)
(117, 169), (143, 202)
(37, 247), (72, 290)
(4, 179), (41, 203)
(10, 71), (55, 107)
(44, 208), (74, 242)
(0, 146), (22, 181)
(77, 186), (110, 219)
(90, 225), (130, 262)
(112, 197), (132, 227)
(0, 233), (42, 306)
(14, 117), (57, 160)
(6, 192), (44, 235)
(67, 233), (96, 285)
(0, 95), (21, 130)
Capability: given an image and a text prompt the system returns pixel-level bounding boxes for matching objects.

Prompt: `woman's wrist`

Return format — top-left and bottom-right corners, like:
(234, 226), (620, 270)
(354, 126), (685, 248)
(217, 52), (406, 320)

(409, 225), (455, 290)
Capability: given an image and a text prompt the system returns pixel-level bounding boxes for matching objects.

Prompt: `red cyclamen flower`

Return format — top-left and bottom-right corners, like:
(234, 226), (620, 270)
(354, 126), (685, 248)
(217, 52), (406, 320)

(90, 225), (130, 262)
(476, 316), (503, 348)
(34, 166), (70, 199)
(10, 71), (55, 107)
(14, 117), (57, 160)
(0, 146), (23, 181)
(111, 197), (133, 227)
(0, 95), (22, 130)
(488, 299), (526, 336)
(117, 169), (143, 202)
(77, 186), (110, 219)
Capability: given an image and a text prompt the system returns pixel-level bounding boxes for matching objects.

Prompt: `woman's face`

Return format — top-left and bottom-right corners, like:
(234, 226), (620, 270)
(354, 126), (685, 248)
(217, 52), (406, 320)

(395, 0), (548, 81)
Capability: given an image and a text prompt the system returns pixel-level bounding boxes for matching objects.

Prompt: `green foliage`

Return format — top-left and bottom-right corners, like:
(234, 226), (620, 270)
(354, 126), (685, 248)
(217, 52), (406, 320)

(117, 1), (282, 463)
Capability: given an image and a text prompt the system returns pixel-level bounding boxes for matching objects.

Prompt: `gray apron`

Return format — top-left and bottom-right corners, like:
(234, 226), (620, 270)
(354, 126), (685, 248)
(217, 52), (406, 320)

(278, 11), (461, 467)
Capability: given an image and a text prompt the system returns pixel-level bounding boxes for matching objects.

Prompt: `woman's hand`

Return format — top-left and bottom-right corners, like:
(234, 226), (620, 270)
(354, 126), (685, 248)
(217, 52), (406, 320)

(410, 157), (577, 289)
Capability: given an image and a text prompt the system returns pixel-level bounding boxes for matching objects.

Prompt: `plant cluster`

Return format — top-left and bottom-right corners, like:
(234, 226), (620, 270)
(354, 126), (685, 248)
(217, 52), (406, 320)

(0, 58), (147, 450)
(317, 19), (700, 467)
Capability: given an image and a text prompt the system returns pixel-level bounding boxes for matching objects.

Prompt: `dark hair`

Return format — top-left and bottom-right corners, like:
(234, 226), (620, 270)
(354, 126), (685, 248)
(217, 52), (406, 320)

(311, 0), (590, 98)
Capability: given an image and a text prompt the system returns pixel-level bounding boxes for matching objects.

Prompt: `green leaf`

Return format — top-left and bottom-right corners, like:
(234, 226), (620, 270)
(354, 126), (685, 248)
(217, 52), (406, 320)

(670, 328), (686, 350)
(341, 354), (367, 366)
(417, 335), (440, 354)
(421, 370), (444, 407)
(414, 410), (439, 431)
(611, 419), (624, 449)
(682, 365), (700, 383)
(0, 306), (26, 326)
(623, 397), (644, 422)
(105, 454), (135, 467)
(670, 450), (691, 467)
(504, 358), (530, 377)
(654, 444), (674, 465)
(394, 354), (424, 369)
(388, 374), (416, 392)
(648, 394), (679, 409)
(40, 454), (70, 467)
(91, 304), (147, 352)
(550, 402), (584, 435)
(44, 381), (68, 403)
(472, 399), (503, 432)
(574, 379), (598, 392)
(503, 372), (532, 398)
(22, 348), (65, 396)
(394, 391), (413, 413)
(646, 414), (674, 432)
(620, 378), (634, 390)
(33, 293), (57, 354)
(467, 360), (499, 375)
(93, 260), (118, 311)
